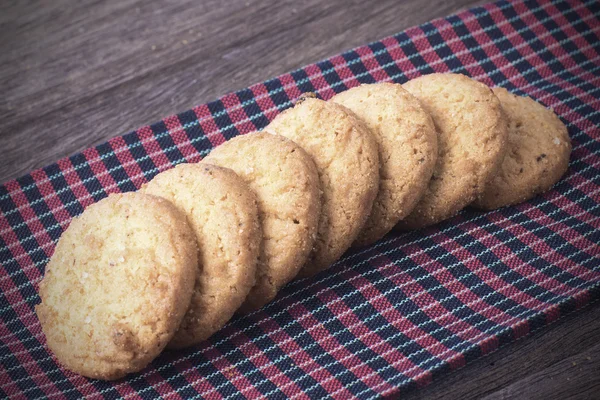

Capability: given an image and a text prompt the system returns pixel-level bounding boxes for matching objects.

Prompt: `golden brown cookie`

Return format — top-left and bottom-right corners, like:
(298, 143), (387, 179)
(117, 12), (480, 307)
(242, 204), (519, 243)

(36, 192), (198, 380)
(331, 83), (438, 246)
(472, 87), (571, 209)
(265, 97), (380, 277)
(397, 73), (508, 229)
(203, 132), (321, 311)
(142, 163), (261, 347)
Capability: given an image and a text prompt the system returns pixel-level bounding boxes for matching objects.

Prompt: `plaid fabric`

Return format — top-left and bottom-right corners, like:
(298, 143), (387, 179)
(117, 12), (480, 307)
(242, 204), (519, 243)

(2, 0), (599, 397)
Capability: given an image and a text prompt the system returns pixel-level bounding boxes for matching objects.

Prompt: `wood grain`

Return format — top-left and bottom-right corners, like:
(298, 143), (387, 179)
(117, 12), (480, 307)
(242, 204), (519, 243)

(0, 0), (488, 183)
(404, 303), (600, 400)
(484, 343), (600, 400)
(1, 1), (599, 399)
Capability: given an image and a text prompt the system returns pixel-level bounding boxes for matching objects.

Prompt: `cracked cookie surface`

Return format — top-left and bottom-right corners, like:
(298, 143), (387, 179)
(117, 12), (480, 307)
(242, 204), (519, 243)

(36, 192), (198, 379)
(332, 83), (438, 245)
(266, 97), (379, 277)
(143, 163), (260, 347)
(472, 87), (571, 210)
(203, 132), (320, 310)
(397, 73), (508, 229)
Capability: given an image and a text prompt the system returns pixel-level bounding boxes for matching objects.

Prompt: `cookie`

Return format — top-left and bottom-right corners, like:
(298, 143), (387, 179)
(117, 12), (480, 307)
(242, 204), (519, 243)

(265, 96), (380, 277)
(142, 163), (261, 346)
(331, 83), (438, 246)
(472, 87), (571, 209)
(396, 73), (508, 229)
(203, 132), (321, 311)
(36, 192), (198, 380)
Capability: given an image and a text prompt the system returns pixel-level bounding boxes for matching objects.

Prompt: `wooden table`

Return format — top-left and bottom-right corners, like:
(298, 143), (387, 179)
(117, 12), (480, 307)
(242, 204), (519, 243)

(1, 1), (599, 398)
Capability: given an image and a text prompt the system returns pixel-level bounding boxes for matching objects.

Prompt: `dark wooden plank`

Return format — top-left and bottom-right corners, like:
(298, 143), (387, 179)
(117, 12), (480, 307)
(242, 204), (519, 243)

(0, 0), (488, 182)
(483, 342), (600, 400)
(403, 303), (600, 400)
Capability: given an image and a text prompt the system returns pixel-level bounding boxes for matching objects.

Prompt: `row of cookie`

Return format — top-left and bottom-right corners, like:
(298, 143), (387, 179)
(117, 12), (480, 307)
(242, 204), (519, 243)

(36, 73), (571, 380)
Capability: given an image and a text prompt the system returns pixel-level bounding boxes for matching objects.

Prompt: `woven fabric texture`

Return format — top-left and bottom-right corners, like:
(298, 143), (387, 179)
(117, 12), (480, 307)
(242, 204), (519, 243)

(1, 0), (599, 398)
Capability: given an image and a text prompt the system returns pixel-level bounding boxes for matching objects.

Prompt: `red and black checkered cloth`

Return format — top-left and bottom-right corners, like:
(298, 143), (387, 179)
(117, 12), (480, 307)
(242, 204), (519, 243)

(1, 0), (599, 398)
